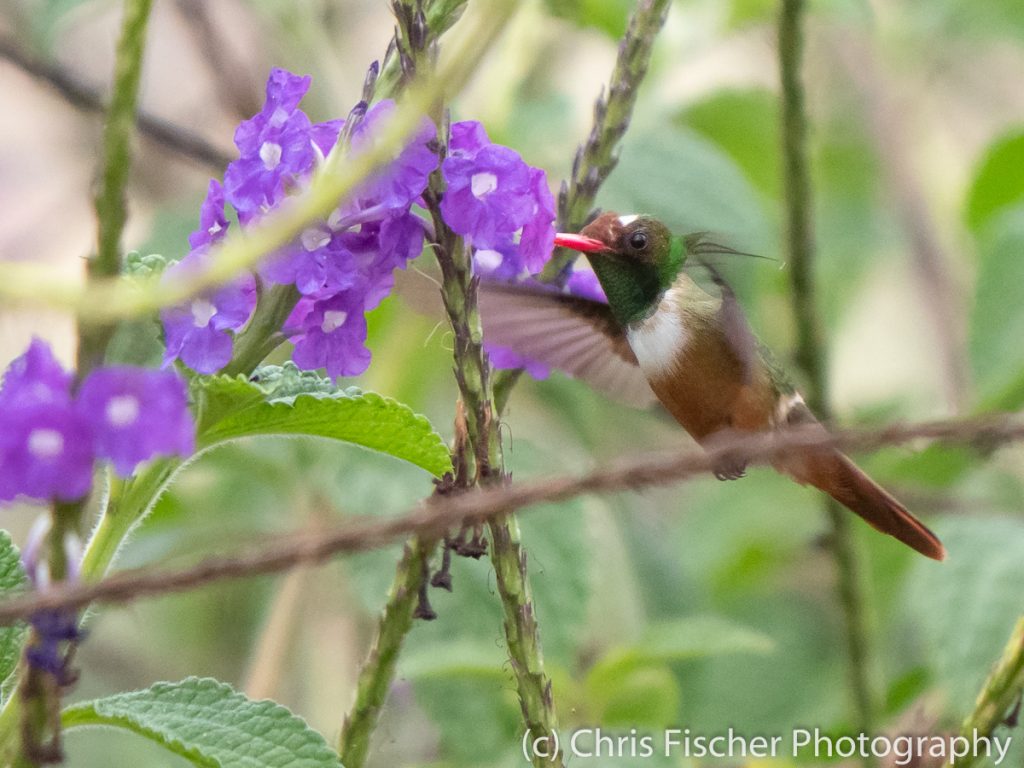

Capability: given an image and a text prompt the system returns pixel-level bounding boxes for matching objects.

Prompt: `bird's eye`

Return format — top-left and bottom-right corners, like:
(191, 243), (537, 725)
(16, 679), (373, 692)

(628, 231), (648, 250)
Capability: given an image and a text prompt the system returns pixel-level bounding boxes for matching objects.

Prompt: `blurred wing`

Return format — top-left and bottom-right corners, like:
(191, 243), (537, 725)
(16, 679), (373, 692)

(693, 257), (759, 386)
(478, 282), (658, 408)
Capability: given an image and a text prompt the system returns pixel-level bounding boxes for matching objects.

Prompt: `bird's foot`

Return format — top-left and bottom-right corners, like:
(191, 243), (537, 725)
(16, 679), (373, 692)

(713, 455), (748, 481)
(705, 430), (750, 481)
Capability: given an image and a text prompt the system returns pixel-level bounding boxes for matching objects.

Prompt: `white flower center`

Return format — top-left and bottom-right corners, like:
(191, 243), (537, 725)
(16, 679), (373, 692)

(269, 106), (289, 129)
(106, 395), (140, 428)
(191, 299), (217, 328)
(474, 249), (503, 272)
(208, 221), (223, 236)
(471, 172), (499, 199)
(260, 141), (283, 170)
(28, 429), (64, 460)
(321, 310), (348, 333)
(301, 228), (331, 252)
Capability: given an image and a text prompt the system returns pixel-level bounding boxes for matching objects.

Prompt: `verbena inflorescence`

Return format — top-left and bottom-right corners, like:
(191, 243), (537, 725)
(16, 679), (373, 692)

(0, 66), (609, 512)
(158, 68), (604, 381)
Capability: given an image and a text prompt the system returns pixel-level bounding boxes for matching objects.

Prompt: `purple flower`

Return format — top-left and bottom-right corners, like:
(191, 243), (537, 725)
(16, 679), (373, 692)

(472, 241), (523, 280)
(161, 251), (257, 374)
(21, 521), (84, 682)
(224, 68), (337, 217)
(440, 121), (557, 277)
(441, 143), (534, 249)
(76, 367), (194, 476)
(0, 402), (93, 503)
(378, 211), (427, 270)
(262, 226), (359, 298)
(518, 168), (556, 273)
(349, 100), (438, 211)
(487, 345), (550, 380)
(189, 179), (230, 250)
(449, 120), (491, 158)
(0, 338), (72, 408)
(0, 341), (92, 502)
(290, 291), (371, 379)
(567, 267), (607, 303)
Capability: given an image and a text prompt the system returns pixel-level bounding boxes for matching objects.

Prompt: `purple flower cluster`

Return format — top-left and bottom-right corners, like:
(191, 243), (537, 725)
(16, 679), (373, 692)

(162, 68), (578, 382)
(0, 340), (194, 503)
(433, 121), (612, 376)
(163, 69), (437, 379)
(441, 121), (555, 279)
(162, 180), (257, 374)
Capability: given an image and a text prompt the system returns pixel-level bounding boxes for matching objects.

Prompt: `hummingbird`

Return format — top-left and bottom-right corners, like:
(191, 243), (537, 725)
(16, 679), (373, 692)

(479, 211), (946, 560)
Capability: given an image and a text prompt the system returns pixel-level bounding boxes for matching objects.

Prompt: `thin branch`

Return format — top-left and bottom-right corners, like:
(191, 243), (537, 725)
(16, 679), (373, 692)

(779, 0), (827, 416)
(411, 2), (563, 758)
(79, 0), (154, 373)
(958, 617), (1024, 768)
(0, 35), (232, 171)
(338, 537), (437, 767)
(779, 0), (875, 733)
(172, 0), (262, 120)
(835, 33), (970, 411)
(498, 0), (672, 398)
(0, 412), (1020, 626)
(540, 0), (672, 281)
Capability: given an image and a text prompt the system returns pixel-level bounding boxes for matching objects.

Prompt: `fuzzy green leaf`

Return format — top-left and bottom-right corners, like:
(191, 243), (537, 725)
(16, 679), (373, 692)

(903, 517), (1024, 707)
(966, 131), (1024, 235)
(969, 207), (1024, 407)
(63, 677), (342, 768)
(0, 531), (27, 703)
(193, 368), (452, 478)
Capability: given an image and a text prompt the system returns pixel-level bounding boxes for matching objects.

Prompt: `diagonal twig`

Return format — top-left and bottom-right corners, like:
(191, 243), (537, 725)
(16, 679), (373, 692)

(0, 412), (1019, 627)
(0, 35), (232, 171)
(779, 0), (875, 733)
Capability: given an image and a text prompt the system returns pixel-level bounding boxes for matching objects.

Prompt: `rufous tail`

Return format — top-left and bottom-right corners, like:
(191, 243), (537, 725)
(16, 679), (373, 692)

(783, 450), (946, 561)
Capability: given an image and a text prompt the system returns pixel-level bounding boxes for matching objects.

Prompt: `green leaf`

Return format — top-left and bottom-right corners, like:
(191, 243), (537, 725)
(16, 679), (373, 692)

(678, 89), (781, 200)
(966, 131), (1024, 235)
(902, 517), (1024, 709)
(726, 0), (776, 28)
(631, 615), (775, 660)
(586, 616), (774, 682)
(193, 367), (452, 478)
(969, 207), (1024, 407)
(0, 531), (27, 703)
(63, 677), (341, 768)
(601, 125), (771, 253)
(542, 0), (633, 38)
(585, 662), (681, 727)
(410, 677), (521, 765)
(399, 639), (507, 681)
(582, 616), (771, 728)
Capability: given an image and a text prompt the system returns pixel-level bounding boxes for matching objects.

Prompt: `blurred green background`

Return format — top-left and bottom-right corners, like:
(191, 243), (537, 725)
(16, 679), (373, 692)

(2, 0), (1024, 766)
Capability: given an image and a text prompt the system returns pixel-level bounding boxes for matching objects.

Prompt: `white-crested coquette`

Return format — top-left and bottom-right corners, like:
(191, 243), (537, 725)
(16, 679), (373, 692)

(480, 211), (945, 561)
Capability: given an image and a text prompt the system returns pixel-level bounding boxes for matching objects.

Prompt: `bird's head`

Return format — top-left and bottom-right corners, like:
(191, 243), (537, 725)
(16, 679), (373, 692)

(555, 212), (685, 324)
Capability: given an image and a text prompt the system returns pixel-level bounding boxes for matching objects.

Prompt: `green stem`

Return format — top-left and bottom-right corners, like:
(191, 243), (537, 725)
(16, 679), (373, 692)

(778, 0), (874, 734)
(337, 538), (436, 767)
(540, 0), (671, 281)
(13, 2), (155, 763)
(426, 95), (564, 768)
(958, 617), (1024, 768)
(78, 0), (154, 374)
(221, 284), (300, 378)
(337, 3), (555, 764)
(0, 460), (175, 764)
(496, 0), (671, 394)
